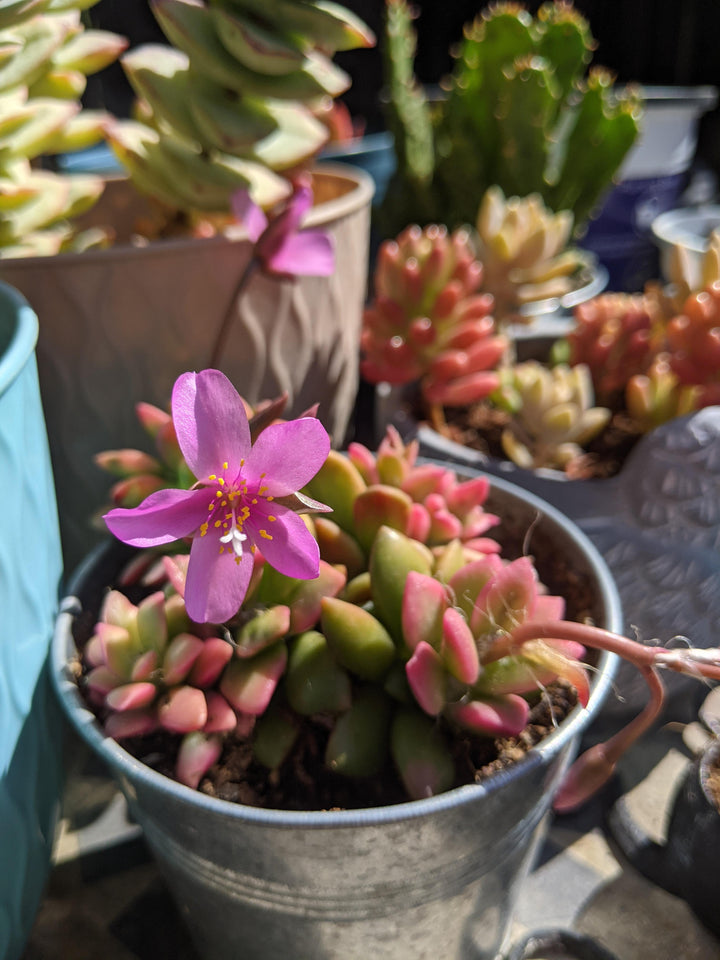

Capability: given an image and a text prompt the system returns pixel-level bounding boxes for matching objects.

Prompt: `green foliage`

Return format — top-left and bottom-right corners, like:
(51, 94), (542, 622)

(379, 0), (641, 237)
(0, 0), (126, 257)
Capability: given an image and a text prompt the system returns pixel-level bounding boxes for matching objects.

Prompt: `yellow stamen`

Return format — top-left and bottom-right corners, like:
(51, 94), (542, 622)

(259, 529), (273, 540)
(200, 522), (209, 536)
(223, 461), (229, 470)
(268, 515), (276, 522)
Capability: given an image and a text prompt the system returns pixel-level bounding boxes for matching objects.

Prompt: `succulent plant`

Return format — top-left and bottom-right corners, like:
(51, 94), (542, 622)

(496, 361), (611, 470)
(624, 361), (701, 433)
(566, 292), (666, 403)
(83, 368), (720, 811)
(360, 223), (508, 418)
(0, 0), (127, 257)
(475, 186), (591, 325)
(664, 282), (720, 408)
(106, 0), (375, 216)
(379, 0), (641, 238)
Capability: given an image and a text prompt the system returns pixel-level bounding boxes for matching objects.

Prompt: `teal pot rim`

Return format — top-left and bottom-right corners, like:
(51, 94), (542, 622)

(0, 162), (375, 269)
(0, 280), (38, 396)
(51, 468), (620, 830)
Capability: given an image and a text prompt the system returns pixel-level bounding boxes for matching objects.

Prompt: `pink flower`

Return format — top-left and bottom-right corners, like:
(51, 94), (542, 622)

(231, 174), (335, 277)
(104, 370), (331, 624)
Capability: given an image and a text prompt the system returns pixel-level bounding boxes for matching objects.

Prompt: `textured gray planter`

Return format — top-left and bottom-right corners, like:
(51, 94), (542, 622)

(384, 405), (720, 731)
(0, 163), (374, 573)
(52, 474), (620, 960)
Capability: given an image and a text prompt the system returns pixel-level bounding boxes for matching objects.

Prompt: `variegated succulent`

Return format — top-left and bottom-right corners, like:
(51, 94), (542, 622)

(106, 0), (375, 215)
(0, 0), (127, 257)
(475, 186), (591, 325)
(496, 361), (611, 470)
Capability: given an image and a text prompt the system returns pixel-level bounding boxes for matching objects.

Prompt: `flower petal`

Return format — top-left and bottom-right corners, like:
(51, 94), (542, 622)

(231, 189), (267, 242)
(184, 532), (254, 623)
(247, 505), (319, 581)
(267, 231), (335, 277)
(243, 417), (330, 496)
(172, 370), (250, 480)
(104, 487), (210, 547)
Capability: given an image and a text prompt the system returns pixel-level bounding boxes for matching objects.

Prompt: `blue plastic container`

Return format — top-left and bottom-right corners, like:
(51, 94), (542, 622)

(0, 281), (64, 959)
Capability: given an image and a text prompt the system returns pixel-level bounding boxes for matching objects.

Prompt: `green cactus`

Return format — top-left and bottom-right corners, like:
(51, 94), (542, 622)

(0, 0), (127, 257)
(379, 0), (641, 237)
(106, 0), (375, 215)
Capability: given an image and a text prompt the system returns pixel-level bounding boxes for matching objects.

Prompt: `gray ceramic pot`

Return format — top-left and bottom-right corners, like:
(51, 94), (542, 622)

(52, 474), (620, 960)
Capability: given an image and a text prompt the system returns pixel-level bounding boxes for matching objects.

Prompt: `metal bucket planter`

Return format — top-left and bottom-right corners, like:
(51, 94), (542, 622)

(52, 474), (620, 960)
(0, 281), (64, 960)
(0, 163), (374, 573)
(380, 396), (720, 732)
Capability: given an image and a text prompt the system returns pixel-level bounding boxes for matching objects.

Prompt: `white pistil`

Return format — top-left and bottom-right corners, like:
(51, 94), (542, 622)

(219, 508), (247, 557)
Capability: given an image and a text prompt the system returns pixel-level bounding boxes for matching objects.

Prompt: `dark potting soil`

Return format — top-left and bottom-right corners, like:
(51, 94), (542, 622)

(439, 403), (644, 480)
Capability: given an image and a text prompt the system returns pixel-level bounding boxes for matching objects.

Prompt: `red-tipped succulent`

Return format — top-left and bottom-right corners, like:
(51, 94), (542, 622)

(361, 224), (508, 409)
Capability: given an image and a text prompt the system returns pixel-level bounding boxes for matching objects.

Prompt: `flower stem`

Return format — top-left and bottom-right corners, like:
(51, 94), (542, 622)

(209, 257), (259, 369)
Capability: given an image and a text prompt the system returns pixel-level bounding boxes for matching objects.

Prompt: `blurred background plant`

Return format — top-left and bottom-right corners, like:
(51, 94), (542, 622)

(0, 0), (126, 257)
(379, 0), (642, 239)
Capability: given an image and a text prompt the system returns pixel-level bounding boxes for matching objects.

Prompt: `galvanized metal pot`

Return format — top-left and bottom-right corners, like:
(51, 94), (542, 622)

(52, 474), (620, 960)
(0, 163), (374, 572)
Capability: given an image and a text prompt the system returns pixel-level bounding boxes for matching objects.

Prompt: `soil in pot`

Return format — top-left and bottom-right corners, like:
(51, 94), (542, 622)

(438, 402), (645, 480)
(68, 498), (601, 813)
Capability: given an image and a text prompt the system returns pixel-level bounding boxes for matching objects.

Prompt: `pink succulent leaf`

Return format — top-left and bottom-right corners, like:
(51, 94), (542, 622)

(471, 557), (539, 640)
(235, 605), (291, 659)
(136, 591), (167, 653)
(105, 681), (157, 712)
(203, 691), (238, 733)
(187, 637), (234, 687)
(346, 441), (379, 485)
(130, 649), (159, 682)
(231, 189), (268, 242)
(162, 554), (189, 598)
(423, 371), (501, 407)
(158, 686), (208, 733)
(105, 708), (158, 739)
(219, 644), (288, 715)
(447, 694), (529, 737)
(448, 554), (504, 621)
(401, 463), (448, 501)
(553, 743), (617, 814)
(267, 230), (335, 277)
(84, 634), (105, 668)
(100, 590), (137, 629)
(86, 666), (120, 698)
(544, 637), (585, 660)
(427, 505), (463, 543)
(406, 641), (447, 716)
(444, 476), (490, 515)
(175, 731), (223, 790)
(441, 607), (480, 685)
(534, 595), (566, 621)
(162, 633), (206, 686)
(463, 536), (503, 555)
(521, 638), (590, 707)
(117, 550), (164, 588)
(402, 572), (448, 651)
(460, 509), (501, 539)
(287, 561), (346, 634)
(406, 502), (432, 542)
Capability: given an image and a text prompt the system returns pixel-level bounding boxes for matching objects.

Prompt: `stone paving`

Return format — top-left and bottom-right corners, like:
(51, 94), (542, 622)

(21, 725), (720, 960)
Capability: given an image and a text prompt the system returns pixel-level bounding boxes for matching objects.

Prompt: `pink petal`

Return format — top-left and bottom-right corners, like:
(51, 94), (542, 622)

(267, 231), (335, 277)
(242, 417), (330, 496)
(184, 532), (254, 624)
(231, 189), (267, 242)
(104, 486), (210, 548)
(171, 370), (250, 480)
(247, 505), (320, 581)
